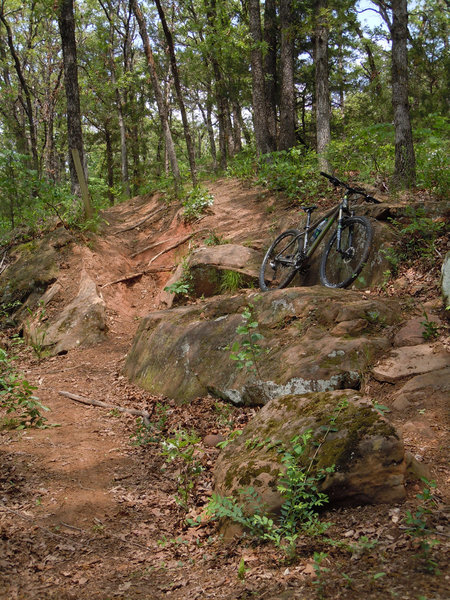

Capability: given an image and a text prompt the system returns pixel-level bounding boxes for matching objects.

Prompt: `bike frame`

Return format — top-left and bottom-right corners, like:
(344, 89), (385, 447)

(301, 193), (352, 259)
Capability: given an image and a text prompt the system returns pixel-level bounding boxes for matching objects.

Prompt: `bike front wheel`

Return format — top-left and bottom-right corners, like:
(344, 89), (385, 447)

(319, 216), (373, 288)
(259, 229), (303, 291)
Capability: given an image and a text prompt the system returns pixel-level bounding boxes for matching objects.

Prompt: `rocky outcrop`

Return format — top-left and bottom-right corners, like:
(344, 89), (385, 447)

(26, 271), (107, 355)
(213, 390), (406, 514)
(124, 287), (401, 405)
(372, 344), (449, 382)
(159, 244), (261, 308)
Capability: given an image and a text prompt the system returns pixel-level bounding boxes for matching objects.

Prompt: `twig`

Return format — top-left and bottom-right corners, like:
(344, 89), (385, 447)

(148, 228), (207, 265)
(116, 205), (166, 234)
(58, 390), (151, 426)
(101, 266), (173, 288)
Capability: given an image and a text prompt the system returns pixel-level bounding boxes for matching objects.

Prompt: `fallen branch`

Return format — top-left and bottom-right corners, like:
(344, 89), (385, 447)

(116, 205), (166, 234)
(148, 228), (207, 265)
(101, 266), (173, 288)
(58, 390), (151, 426)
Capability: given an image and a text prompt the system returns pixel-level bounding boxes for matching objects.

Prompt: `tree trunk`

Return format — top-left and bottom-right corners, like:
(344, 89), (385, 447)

(104, 124), (115, 205)
(154, 0), (197, 186)
(0, 12), (39, 174)
(279, 0), (296, 151)
(390, 0), (416, 187)
(248, 0), (272, 155)
(58, 0), (90, 206)
(263, 0), (278, 149)
(314, 0), (331, 172)
(130, 0), (181, 188)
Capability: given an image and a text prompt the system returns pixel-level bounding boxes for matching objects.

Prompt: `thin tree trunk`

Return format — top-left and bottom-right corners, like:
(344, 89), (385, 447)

(130, 0), (181, 188)
(58, 0), (89, 202)
(0, 12), (39, 173)
(104, 124), (114, 205)
(279, 0), (296, 151)
(154, 0), (197, 186)
(314, 0), (331, 172)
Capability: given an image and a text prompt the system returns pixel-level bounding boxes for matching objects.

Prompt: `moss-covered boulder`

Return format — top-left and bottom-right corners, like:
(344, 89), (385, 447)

(125, 287), (401, 405)
(0, 227), (72, 323)
(214, 390), (406, 515)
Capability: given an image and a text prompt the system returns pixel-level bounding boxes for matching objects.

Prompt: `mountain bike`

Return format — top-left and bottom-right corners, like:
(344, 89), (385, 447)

(259, 172), (381, 291)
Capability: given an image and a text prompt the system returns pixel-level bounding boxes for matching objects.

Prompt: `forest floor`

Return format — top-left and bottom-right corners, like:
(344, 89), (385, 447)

(0, 178), (449, 599)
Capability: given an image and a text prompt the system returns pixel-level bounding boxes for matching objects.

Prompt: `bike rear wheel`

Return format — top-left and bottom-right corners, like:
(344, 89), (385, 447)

(259, 229), (302, 291)
(319, 216), (373, 288)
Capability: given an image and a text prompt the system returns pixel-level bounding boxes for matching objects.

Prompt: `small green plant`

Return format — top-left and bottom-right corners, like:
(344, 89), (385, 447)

(204, 231), (226, 246)
(130, 403), (168, 446)
(0, 348), (48, 428)
(164, 259), (193, 297)
(25, 301), (48, 359)
(160, 429), (204, 509)
(220, 270), (243, 294)
(312, 551), (330, 597)
(421, 311), (439, 341)
(390, 207), (446, 263)
(182, 186), (214, 222)
(237, 557), (248, 581)
(228, 302), (266, 378)
(404, 478), (441, 573)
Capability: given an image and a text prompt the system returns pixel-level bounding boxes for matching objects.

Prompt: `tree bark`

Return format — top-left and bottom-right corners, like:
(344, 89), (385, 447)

(130, 0), (181, 188)
(58, 0), (88, 200)
(154, 0), (197, 186)
(314, 0), (331, 172)
(0, 11), (39, 173)
(263, 0), (278, 149)
(390, 0), (416, 187)
(279, 0), (296, 150)
(248, 0), (272, 155)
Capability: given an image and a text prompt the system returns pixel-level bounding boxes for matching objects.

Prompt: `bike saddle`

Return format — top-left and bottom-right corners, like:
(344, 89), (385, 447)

(301, 205), (318, 213)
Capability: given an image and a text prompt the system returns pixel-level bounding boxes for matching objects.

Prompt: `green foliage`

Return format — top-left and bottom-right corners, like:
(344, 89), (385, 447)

(404, 478), (441, 573)
(220, 270), (243, 294)
(160, 429), (204, 509)
(389, 206), (446, 264)
(421, 311), (439, 341)
(130, 403), (169, 446)
(228, 303), (266, 376)
(228, 147), (324, 202)
(0, 348), (48, 429)
(207, 430), (333, 558)
(182, 186), (214, 222)
(164, 259), (193, 296)
(414, 116), (450, 198)
(25, 302), (48, 359)
(204, 231), (227, 246)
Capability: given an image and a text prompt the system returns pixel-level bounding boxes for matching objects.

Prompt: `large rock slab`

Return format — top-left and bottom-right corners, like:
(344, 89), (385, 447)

(159, 244), (261, 308)
(125, 287), (401, 405)
(372, 344), (450, 382)
(214, 390), (406, 512)
(27, 271), (108, 355)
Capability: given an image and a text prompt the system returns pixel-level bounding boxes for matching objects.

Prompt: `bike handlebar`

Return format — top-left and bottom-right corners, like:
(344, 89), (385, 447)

(320, 171), (381, 204)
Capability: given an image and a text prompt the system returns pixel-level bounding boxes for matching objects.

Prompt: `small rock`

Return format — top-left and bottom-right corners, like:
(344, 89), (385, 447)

(392, 396), (411, 412)
(405, 451), (432, 481)
(331, 319), (368, 337)
(203, 434), (226, 447)
(402, 420), (436, 440)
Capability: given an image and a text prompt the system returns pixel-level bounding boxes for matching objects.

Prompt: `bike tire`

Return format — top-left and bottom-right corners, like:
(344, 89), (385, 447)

(319, 216), (373, 289)
(259, 229), (303, 291)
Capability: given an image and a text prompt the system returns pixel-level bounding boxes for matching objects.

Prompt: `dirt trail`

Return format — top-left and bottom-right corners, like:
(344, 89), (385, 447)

(1, 180), (448, 600)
